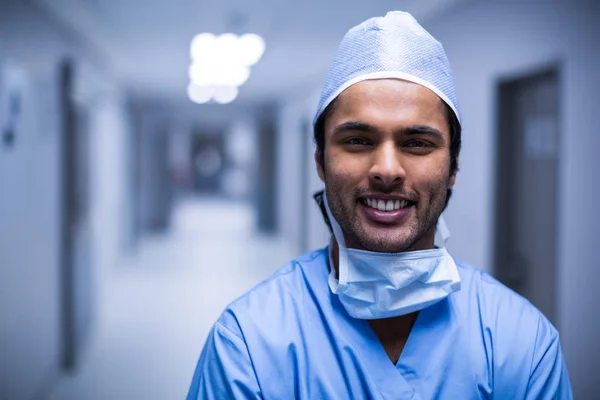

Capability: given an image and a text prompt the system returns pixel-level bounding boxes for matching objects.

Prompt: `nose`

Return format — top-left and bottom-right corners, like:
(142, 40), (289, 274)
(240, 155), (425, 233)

(369, 142), (405, 186)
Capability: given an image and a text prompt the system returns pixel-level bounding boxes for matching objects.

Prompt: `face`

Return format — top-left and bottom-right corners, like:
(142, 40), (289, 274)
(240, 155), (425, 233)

(316, 79), (456, 252)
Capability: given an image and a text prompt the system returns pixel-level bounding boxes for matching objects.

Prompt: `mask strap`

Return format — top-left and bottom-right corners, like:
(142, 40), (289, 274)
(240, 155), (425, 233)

(435, 215), (451, 248)
(323, 193), (350, 284)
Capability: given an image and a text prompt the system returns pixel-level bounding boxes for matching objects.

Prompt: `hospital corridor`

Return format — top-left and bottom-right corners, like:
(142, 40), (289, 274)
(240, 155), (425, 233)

(1, 0), (599, 399)
(47, 198), (295, 399)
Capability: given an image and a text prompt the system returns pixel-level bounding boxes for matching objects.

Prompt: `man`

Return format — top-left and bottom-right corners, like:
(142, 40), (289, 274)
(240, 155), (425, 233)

(187, 11), (572, 399)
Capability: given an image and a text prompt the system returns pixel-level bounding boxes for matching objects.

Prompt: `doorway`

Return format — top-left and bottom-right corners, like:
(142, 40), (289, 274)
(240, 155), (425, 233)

(59, 59), (94, 370)
(494, 67), (560, 325)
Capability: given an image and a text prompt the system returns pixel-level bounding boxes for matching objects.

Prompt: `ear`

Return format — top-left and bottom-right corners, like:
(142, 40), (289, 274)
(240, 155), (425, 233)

(315, 149), (325, 182)
(448, 158), (459, 189)
(448, 173), (456, 189)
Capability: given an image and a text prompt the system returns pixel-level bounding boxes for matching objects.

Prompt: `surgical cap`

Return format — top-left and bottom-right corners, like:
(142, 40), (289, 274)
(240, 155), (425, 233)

(314, 11), (461, 126)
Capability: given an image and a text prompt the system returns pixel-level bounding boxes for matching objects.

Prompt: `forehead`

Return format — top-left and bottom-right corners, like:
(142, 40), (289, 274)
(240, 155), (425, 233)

(326, 79), (448, 133)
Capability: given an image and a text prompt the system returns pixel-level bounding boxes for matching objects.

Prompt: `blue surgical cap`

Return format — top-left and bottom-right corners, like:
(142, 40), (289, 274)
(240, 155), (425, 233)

(314, 11), (461, 126)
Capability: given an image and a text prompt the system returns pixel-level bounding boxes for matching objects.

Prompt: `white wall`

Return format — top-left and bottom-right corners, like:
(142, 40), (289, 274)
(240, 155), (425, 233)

(88, 93), (133, 291)
(276, 97), (305, 253)
(222, 115), (258, 200)
(135, 102), (172, 232)
(276, 91), (329, 255)
(303, 92), (332, 252)
(0, 59), (62, 400)
(0, 1), (133, 398)
(0, 3), (74, 399)
(423, 0), (599, 397)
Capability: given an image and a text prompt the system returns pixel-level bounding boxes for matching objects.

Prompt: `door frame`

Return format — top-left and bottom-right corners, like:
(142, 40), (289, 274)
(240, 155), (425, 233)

(493, 63), (562, 323)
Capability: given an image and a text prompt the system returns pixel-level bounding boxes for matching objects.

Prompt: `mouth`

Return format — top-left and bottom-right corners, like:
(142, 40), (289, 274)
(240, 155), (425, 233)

(358, 195), (415, 224)
(360, 196), (414, 211)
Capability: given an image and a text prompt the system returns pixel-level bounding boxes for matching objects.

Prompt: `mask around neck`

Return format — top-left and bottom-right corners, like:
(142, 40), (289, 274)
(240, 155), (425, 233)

(324, 193), (461, 320)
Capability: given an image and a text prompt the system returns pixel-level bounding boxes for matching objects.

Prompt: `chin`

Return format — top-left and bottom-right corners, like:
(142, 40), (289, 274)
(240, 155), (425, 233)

(357, 231), (415, 253)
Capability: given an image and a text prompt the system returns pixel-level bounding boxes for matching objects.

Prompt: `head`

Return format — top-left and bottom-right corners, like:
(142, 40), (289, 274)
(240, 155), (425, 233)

(314, 78), (461, 252)
(312, 11), (462, 252)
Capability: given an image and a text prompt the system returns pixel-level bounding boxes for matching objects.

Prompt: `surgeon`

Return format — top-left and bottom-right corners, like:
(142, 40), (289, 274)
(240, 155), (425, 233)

(187, 11), (572, 399)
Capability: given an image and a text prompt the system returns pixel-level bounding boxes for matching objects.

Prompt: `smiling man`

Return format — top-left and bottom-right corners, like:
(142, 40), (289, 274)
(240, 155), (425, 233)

(187, 11), (572, 399)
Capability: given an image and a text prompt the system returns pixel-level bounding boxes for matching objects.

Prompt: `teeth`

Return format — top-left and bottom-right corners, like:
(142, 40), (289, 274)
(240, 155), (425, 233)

(365, 198), (410, 211)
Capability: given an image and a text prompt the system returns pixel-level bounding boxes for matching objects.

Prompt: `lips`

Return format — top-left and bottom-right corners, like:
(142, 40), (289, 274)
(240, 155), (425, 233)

(359, 196), (415, 224)
(363, 198), (410, 211)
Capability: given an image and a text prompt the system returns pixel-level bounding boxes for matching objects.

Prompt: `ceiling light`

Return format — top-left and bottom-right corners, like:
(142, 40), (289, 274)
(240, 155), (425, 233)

(213, 86), (238, 104)
(190, 33), (217, 61)
(215, 65), (250, 86)
(215, 33), (241, 65)
(188, 32), (265, 104)
(188, 63), (218, 86)
(187, 83), (213, 104)
(189, 63), (250, 87)
(238, 33), (266, 66)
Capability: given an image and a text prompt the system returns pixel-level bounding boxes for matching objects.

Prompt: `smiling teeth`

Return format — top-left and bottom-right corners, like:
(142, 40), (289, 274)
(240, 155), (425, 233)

(365, 198), (408, 211)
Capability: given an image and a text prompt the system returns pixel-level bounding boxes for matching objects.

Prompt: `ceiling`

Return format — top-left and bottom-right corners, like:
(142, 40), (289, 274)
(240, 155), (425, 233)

(35, 0), (472, 107)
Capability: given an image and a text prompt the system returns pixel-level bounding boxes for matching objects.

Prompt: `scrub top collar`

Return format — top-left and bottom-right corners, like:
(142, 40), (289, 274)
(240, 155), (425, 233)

(318, 245), (454, 399)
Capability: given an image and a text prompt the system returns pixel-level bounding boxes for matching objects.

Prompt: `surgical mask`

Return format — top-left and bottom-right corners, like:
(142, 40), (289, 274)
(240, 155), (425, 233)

(324, 194), (461, 320)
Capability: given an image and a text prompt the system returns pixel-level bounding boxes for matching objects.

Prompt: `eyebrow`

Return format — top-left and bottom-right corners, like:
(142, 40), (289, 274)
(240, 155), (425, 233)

(332, 121), (446, 142)
(332, 121), (378, 135)
(403, 125), (446, 142)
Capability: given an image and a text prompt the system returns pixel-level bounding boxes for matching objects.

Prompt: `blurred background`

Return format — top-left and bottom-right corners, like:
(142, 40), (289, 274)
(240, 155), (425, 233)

(0, 0), (598, 398)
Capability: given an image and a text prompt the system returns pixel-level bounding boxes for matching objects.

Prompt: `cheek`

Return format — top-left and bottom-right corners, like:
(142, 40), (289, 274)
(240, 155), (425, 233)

(325, 150), (368, 184)
(405, 156), (451, 192)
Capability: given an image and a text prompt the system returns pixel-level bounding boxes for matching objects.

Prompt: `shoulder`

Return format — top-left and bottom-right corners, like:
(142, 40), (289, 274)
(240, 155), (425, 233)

(215, 248), (328, 335)
(452, 260), (571, 396)
(452, 260), (560, 378)
(454, 260), (556, 334)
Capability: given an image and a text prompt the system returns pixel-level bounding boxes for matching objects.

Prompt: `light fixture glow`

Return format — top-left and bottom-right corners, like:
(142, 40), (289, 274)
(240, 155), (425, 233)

(187, 83), (214, 104)
(190, 33), (217, 61)
(188, 32), (264, 104)
(189, 63), (250, 86)
(238, 33), (266, 66)
(214, 65), (250, 86)
(213, 86), (238, 104)
(188, 63), (218, 86)
(215, 33), (241, 65)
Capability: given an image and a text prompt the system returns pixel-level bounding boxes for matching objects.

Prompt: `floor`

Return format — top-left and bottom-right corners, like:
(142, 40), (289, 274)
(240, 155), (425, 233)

(48, 198), (296, 400)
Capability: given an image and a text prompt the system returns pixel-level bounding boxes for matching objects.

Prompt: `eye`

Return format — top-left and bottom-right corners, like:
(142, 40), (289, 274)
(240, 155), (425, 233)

(405, 140), (431, 148)
(403, 139), (435, 154)
(345, 137), (371, 146)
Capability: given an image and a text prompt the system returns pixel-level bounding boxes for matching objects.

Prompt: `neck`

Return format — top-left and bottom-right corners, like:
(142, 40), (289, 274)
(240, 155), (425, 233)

(331, 239), (340, 279)
(369, 313), (419, 363)
(329, 228), (435, 363)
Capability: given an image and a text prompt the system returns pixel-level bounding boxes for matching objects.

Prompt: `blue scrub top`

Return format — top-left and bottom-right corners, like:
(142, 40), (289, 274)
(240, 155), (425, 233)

(187, 248), (572, 399)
